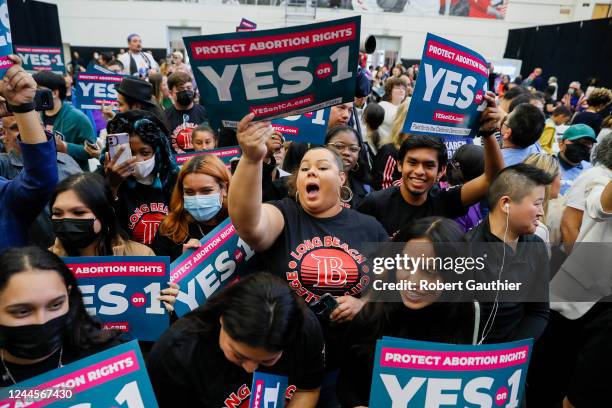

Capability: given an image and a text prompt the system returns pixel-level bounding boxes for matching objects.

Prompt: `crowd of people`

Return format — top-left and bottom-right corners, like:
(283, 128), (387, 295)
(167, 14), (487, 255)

(0, 27), (610, 407)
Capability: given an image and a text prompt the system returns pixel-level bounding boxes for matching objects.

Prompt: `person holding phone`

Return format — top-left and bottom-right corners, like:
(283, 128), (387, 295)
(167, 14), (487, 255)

(33, 71), (96, 171)
(151, 154), (230, 262)
(0, 55), (59, 249)
(101, 110), (179, 246)
(229, 113), (388, 406)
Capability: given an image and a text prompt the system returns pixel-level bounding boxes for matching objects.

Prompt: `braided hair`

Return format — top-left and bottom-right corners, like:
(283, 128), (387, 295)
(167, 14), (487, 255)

(104, 110), (179, 196)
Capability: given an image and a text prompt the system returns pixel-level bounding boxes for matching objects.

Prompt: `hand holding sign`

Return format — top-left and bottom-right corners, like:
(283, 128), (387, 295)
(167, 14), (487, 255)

(158, 282), (180, 312)
(0, 56), (36, 106)
(102, 100), (117, 121)
(402, 33), (489, 138)
(182, 238), (201, 254)
(184, 17), (360, 130)
(265, 131), (283, 160)
(237, 112), (274, 164)
(479, 91), (505, 133)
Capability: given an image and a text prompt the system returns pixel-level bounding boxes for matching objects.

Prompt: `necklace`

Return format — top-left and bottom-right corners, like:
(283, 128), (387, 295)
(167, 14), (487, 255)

(1, 347), (63, 385)
(196, 223), (206, 238)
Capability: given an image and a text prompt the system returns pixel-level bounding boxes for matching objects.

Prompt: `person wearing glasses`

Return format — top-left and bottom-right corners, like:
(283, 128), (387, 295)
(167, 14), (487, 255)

(324, 126), (371, 208)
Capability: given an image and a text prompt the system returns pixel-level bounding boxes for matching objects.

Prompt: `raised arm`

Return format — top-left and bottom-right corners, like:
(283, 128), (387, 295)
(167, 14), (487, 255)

(461, 91), (505, 206)
(228, 113), (285, 252)
(1, 56), (58, 215)
(1, 57), (47, 145)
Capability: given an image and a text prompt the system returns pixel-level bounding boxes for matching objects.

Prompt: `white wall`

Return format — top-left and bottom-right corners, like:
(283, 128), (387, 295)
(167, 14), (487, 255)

(45, 0), (599, 61)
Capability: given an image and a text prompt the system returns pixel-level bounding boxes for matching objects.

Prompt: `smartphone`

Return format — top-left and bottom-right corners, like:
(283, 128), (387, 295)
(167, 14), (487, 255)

(1, 89), (55, 118)
(34, 89), (54, 111)
(84, 140), (99, 150)
(311, 293), (338, 319)
(107, 133), (132, 165)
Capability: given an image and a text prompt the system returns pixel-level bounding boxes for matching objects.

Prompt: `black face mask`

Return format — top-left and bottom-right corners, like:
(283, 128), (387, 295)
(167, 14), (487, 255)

(52, 218), (98, 250)
(0, 313), (70, 359)
(176, 89), (194, 107)
(564, 143), (591, 165)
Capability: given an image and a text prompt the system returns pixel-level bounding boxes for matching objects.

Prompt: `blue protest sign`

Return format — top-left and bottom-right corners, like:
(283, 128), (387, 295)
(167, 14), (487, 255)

(0, 1), (13, 78)
(369, 337), (532, 407)
(75, 72), (123, 110)
(175, 146), (241, 169)
(272, 108), (330, 144)
(444, 135), (474, 159)
(63, 256), (170, 342)
(170, 218), (256, 316)
(15, 46), (65, 74)
(249, 372), (288, 408)
(184, 16), (360, 130)
(402, 33), (489, 138)
(0, 341), (159, 408)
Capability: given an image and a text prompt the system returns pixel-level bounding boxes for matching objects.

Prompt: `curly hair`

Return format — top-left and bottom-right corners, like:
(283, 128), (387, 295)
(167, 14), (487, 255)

(105, 110), (179, 195)
(587, 88), (612, 109)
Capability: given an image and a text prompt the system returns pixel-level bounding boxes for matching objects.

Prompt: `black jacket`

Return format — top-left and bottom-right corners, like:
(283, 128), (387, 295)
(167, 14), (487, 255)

(466, 217), (550, 343)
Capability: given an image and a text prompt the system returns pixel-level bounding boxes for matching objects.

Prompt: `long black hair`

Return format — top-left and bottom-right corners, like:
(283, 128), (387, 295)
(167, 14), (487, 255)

(0, 247), (121, 351)
(104, 110), (179, 197)
(358, 217), (474, 345)
(50, 173), (126, 256)
(186, 273), (306, 353)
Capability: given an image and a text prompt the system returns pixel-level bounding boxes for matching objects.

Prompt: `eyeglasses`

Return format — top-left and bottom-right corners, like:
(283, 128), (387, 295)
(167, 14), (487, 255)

(327, 142), (361, 153)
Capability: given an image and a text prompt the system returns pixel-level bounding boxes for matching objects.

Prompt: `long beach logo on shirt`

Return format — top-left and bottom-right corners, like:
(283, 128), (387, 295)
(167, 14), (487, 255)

(128, 203), (168, 245)
(287, 236), (370, 303)
(172, 119), (196, 153)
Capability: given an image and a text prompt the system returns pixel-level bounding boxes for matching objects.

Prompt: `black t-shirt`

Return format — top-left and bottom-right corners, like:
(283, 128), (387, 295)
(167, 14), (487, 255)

(262, 198), (387, 371)
(263, 198), (388, 305)
(151, 221), (216, 262)
(42, 113), (58, 131)
(357, 185), (468, 237)
(146, 308), (324, 408)
(165, 104), (209, 154)
(0, 337), (123, 387)
(337, 303), (475, 407)
(116, 181), (170, 246)
(572, 110), (603, 135)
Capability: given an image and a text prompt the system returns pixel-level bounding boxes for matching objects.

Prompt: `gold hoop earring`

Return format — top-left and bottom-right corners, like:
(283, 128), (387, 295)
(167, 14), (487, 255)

(340, 185), (353, 203)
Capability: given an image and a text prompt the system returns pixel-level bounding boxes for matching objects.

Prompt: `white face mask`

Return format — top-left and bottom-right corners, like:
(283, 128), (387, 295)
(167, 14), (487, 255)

(132, 155), (156, 184)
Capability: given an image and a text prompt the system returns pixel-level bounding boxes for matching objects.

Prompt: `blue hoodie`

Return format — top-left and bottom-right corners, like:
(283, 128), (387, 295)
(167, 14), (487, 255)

(0, 134), (59, 249)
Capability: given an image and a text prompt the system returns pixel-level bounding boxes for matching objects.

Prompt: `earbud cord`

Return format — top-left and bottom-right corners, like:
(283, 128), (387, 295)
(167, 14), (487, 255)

(478, 208), (509, 345)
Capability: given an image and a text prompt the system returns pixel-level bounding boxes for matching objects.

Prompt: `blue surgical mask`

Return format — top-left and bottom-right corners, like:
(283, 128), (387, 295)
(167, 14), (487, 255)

(184, 193), (222, 222)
